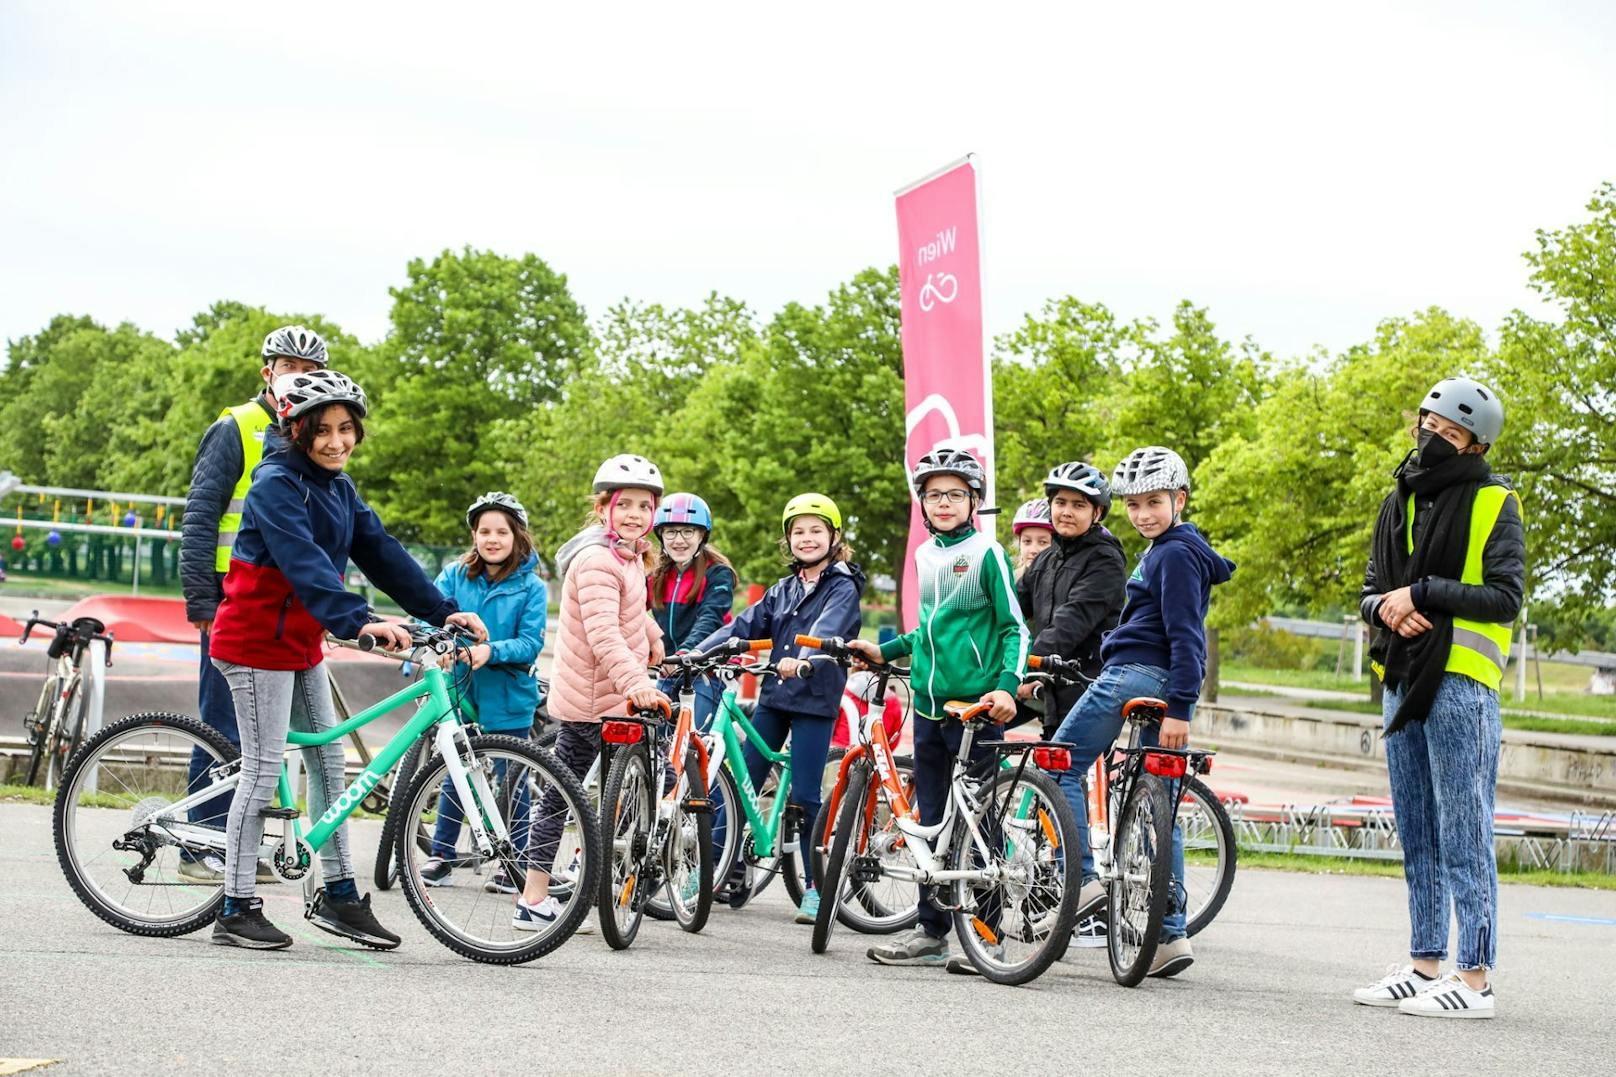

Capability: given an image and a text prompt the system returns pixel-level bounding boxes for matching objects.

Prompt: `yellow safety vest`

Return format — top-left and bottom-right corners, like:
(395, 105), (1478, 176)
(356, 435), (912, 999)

(1376, 484), (1520, 691)
(214, 400), (275, 572)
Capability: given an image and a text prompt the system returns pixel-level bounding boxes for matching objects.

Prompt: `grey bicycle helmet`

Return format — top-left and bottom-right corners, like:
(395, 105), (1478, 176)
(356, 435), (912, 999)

(467, 491), (529, 530)
(1044, 461), (1113, 515)
(1419, 377), (1504, 447)
(1110, 446), (1191, 496)
(261, 324), (329, 367)
(911, 445), (985, 495)
(271, 369), (367, 423)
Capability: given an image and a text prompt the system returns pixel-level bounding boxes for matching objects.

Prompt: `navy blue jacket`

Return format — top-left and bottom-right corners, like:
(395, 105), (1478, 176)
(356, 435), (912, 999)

(1100, 523), (1235, 719)
(695, 561), (865, 718)
(210, 446), (456, 670)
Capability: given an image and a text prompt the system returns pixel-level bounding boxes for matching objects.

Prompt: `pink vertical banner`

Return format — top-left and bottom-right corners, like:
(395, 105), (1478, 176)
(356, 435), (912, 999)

(895, 155), (993, 630)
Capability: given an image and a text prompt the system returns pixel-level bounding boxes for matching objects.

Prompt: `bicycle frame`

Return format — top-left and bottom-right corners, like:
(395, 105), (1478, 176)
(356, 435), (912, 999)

(704, 689), (792, 858)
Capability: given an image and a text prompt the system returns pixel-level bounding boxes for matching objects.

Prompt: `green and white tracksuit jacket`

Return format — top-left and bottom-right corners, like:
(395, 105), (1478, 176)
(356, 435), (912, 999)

(879, 526), (1030, 720)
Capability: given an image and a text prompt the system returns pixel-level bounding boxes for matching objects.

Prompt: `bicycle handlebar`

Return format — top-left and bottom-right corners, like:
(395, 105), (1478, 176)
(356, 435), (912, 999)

(19, 610), (115, 663)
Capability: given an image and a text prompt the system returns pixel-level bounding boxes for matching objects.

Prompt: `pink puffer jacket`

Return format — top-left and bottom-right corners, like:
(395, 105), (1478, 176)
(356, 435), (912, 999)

(547, 539), (655, 723)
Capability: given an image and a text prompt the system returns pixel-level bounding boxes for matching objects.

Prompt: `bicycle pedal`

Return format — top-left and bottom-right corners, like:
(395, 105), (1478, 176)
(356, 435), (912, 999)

(259, 806), (300, 820)
(680, 797), (714, 815)
(850, 855), (883, 883)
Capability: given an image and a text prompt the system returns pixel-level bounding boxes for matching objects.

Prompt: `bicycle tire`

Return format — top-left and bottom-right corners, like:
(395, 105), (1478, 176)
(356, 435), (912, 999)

(705, 765), (746, 907)
(23, 675), (58, 787)
(812, 765), (869, 954)
(54, 711), (237, 937)
(664, 742), (714, 933)
(1108, 773), (1173, 987)
(598, 743), (654, 950)
(947, 765), (1081, 986)
(45, 675), (87, 791)
(395, 734), (598, 964)
(812, 756), (919, 935)
(1181, 775), (1236, 937)
(374, 733), (430, 891)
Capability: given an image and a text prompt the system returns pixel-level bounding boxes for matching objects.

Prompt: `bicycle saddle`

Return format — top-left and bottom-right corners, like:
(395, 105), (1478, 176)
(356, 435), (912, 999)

(1122, 697), (1168, 725)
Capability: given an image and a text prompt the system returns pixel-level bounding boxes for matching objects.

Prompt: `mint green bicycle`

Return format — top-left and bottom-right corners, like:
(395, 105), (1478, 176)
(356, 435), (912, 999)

(52, 625), (601, 964)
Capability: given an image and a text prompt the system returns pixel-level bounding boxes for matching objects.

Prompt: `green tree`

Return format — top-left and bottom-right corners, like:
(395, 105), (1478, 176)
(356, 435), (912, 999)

(0, 314), (101, 483)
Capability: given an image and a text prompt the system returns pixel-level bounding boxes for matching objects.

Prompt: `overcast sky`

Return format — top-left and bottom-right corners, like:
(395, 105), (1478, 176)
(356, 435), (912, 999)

(2, 1), (1612, 364)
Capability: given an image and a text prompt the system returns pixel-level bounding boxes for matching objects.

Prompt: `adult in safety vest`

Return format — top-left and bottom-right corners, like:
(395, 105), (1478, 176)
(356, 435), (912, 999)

(175, 325), (329, 883)
(1354, 376), (1525, 1020)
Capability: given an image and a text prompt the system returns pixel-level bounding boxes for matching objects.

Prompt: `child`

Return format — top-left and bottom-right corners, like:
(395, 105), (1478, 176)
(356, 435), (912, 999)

(1049, 446), (1235, 978)
(649, 492), (736, 729)
(694, 492), (864, 926)
(207, 370), (487, 951)
(420, 492), (548, 893)
(514, 454), (670, 931)
(1011, 498), (1055, 578)
(848, 446), (1029, 972)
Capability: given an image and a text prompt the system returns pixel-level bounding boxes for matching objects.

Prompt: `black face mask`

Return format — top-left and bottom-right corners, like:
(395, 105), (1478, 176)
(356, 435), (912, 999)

(1415, 429), (1460, 468)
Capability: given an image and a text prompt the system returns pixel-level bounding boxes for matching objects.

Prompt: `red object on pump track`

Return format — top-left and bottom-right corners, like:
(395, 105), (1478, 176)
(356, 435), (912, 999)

(54, 595), (197, 643)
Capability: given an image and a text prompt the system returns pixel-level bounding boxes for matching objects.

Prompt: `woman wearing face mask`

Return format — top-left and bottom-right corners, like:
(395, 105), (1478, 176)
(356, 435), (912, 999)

(649, 493), (736, 730)
(1353, 378), (1525, 1020)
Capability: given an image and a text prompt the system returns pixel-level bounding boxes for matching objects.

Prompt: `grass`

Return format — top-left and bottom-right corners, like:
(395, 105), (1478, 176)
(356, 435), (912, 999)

(1188, 847), (1616, 890)
(1302, 698), (1616, 736)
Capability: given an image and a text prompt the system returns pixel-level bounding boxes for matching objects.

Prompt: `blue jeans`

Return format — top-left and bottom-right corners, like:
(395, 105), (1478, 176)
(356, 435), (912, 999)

(733, 702), (834, 892)
(431, 743), (533, 863)
(657, 675), (722, 733)
(1383, 674), (1501, 970)
(186, 629), (241, 855)
(1052, 661), (1189, 941)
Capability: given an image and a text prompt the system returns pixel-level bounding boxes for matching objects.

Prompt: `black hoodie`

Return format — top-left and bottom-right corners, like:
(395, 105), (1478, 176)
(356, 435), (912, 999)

(1016, 523), (1128, 721)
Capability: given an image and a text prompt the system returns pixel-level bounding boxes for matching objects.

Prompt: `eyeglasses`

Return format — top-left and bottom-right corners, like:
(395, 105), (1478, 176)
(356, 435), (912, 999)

(921, 489), (971, 505)
(659, 527), (701, 541)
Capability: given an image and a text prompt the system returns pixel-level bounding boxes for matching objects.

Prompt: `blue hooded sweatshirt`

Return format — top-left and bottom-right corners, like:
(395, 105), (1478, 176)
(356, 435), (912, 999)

(432, 552), (548, 732)
(1100, 523), (1235, 719)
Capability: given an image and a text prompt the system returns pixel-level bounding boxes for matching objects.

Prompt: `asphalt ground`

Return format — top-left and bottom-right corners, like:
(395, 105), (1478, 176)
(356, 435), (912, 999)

(2, 799), (1614, 1076)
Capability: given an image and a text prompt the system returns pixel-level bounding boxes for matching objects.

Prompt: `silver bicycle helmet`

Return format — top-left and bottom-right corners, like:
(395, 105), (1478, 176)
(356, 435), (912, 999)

(1043, 461), (1113, 514)
(271, 370), (367, 423)
(593, 454), (665, 495)
(911, 445), (985, 495)
(1110, 446), (1191, 496)
(261, 324), (329, 367)
(1419, 377), (1504, 446)
(466, 491), (529, 530)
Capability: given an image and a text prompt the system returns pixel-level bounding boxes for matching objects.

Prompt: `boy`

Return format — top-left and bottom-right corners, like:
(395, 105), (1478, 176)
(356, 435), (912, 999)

(1051, 446), (1234, 977)
(846, 445), (1029, 972)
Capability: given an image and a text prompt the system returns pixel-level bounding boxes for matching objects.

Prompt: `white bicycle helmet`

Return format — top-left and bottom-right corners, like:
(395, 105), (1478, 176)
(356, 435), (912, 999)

(271, 370), (368, 423)
(1012, 499), (1054, 534)
(466, 491), (529, 530)
(261, 324), (329, 367)
(1110, 446), (1191, 496)
(911, 445), (985, 495)
(593, 454), (664, 495)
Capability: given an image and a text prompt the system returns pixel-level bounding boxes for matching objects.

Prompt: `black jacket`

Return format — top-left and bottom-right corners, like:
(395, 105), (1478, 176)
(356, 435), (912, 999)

(180, 395), (277, 623)
(1360, 478), (1526, 631)
(1016, 524), (1128, 722)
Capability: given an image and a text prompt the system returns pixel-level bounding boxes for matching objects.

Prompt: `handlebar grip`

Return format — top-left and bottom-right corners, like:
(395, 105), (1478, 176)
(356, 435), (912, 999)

(794, 634), (823, 649)
(745, 639), (773, 653)
(1027, 655), (1045, 670)
(356, 635), (378, 652)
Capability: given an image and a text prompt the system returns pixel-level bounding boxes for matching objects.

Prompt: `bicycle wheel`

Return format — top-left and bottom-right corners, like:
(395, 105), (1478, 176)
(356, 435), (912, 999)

(947, 765), (1080, 986)
(812, 756), (919, 935)
(662, 743), (714, 933)
(1108, 773), (1173, 987)
(374, 733), (431, 891)
(811, 765), (869, 954)
(1180, 775), (1236, 937)
(23, 674), (58, 787)
(724, 764), (804, 910)
(598, 743), (654, 949)
(45, 675), (87, 791)
(396, 734), (599, 964)
(705, 765), (746, 906)
(54, 712), (237, 936)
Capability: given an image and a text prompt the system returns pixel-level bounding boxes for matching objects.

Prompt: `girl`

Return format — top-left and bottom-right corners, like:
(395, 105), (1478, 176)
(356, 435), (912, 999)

(694, 492), (865, 926)
(207, 370), (486, 951)
(1353, 378), (1523, 1019)
(1011, 498), (1055, 578)
(514, 454), (670, 930)
(650, 492), (736, 730)
(420, 492), (547, 893)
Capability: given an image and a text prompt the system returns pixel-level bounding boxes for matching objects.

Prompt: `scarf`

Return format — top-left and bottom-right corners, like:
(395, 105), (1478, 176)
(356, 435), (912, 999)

(1369, 436), (1492, 736)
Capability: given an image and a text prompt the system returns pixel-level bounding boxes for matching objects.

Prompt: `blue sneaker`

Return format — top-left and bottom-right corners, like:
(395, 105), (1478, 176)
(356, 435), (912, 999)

(512, 896), (561, 932)
(794, 888), (820, 924)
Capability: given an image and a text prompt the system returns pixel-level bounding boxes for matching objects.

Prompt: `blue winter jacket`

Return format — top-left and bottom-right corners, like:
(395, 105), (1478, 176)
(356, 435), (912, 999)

(695, 561), (865, 718)
(432, 553), (548, 733)
(1100, 523), (1235, 719)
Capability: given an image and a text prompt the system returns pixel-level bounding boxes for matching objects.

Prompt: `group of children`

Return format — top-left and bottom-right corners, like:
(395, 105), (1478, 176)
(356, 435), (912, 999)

(194, 338), (1233, 983)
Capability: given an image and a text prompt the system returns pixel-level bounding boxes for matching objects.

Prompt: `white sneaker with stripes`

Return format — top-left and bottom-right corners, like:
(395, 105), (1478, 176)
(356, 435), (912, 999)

(1352, 964), (1438, 1007)
(1398, 973), (1496, 1019)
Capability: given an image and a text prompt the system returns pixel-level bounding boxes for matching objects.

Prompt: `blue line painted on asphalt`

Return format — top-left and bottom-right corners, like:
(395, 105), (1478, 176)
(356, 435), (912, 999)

(1525, 912), (1616, 926)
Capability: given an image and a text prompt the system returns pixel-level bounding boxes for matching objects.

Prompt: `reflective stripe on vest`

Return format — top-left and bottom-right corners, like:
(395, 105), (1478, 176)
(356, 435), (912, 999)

(1399, 484), (1519, 691)
(214, 401), (275, 572)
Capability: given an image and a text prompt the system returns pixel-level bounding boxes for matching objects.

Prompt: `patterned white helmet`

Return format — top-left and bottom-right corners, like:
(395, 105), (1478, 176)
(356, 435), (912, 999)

(261, 324), (329, 367)
(1012, 499), (1054, 534)
(593, 454), (664, 495)
(467, 491), (528, 530)
(1110, 446), (1191, 496)
(271, 370), (367, 423)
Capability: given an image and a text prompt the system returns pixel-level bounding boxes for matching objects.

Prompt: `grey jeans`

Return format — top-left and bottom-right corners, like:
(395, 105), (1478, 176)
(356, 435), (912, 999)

(212, 659), (355, 898)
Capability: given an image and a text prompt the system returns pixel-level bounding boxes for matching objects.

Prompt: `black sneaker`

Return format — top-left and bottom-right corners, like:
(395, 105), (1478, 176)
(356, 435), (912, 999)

(212, 898), (293, 950)
(307, 892), (401, 950)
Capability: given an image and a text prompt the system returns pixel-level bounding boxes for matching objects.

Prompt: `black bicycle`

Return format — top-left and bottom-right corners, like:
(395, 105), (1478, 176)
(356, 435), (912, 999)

(18, 612), (114, 789)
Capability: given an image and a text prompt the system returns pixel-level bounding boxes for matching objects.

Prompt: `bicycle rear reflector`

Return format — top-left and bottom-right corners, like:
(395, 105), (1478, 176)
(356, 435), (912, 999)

(601, 721), (644, 745)
(1144, 752), (1186, 778)
(1032, 747), (1071, 771)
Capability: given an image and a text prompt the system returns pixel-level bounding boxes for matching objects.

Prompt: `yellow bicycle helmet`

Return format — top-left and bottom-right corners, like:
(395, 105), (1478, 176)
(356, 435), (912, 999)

(782, 492), (842, 533)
